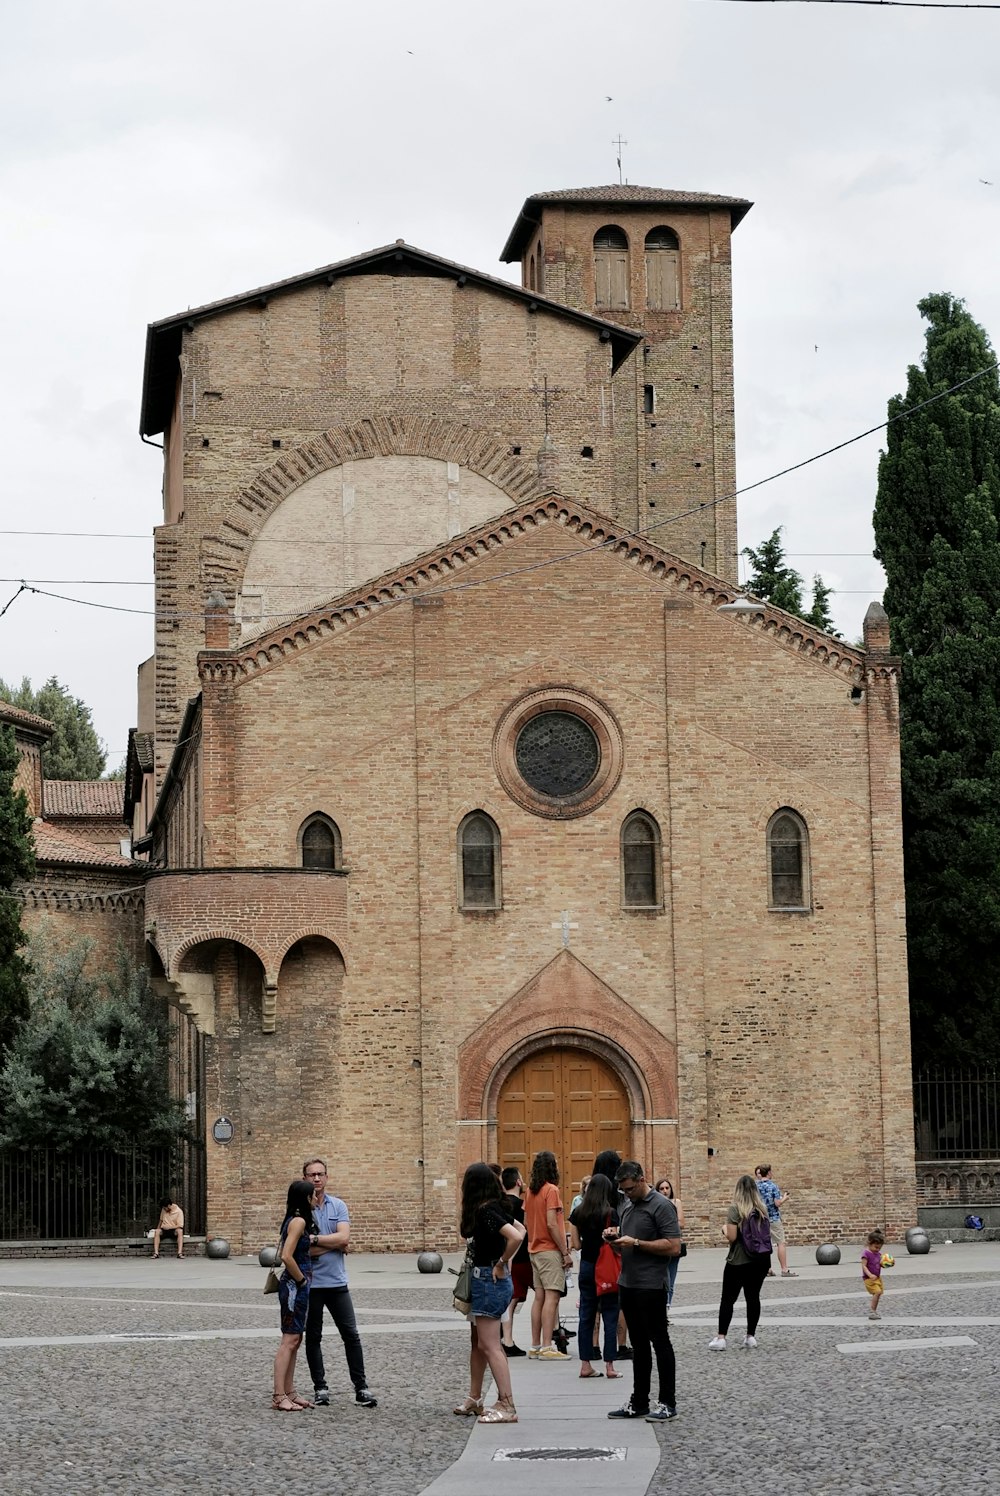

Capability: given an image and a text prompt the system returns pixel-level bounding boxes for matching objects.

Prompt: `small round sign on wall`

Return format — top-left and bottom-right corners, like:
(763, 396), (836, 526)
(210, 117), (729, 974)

(212, 1116), (235, 1144)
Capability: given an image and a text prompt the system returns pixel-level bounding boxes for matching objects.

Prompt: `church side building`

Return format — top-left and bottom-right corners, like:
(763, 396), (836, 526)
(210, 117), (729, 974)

(127, 186), (915, 1252)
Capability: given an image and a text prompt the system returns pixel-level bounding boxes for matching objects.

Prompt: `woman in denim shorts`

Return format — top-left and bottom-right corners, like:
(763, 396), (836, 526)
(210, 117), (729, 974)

(452, 1162), (526, 1425)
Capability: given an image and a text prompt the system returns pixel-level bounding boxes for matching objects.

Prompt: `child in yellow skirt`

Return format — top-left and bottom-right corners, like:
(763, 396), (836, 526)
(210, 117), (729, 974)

(861, 1230), (885, 1320)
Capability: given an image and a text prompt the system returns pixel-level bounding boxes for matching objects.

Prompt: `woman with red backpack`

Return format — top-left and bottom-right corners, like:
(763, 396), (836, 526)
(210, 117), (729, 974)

(708, 1174), (773, 1351)
(569, 1174), (621, 1380)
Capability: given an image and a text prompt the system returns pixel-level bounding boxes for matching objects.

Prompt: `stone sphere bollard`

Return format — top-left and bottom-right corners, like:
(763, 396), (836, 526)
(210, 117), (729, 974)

(258, 1245), (279, 1267)
(417, 1251), (444, 1274)
(904, 1225), (926, 1246)
(206, 1237), (231, 1260)
(906, 1231), (931, 1255)
(815, 1243), (841, 1265)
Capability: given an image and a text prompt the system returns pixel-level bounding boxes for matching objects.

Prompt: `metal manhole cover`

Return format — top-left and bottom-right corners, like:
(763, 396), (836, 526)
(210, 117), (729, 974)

(493, 1447), (626, 1462)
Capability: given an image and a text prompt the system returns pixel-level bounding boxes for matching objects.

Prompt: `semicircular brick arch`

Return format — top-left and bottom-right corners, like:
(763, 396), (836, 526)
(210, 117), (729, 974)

(203, 416), (544, 590)
(275, 929), (347, 972)
(171, 929), (268, 981)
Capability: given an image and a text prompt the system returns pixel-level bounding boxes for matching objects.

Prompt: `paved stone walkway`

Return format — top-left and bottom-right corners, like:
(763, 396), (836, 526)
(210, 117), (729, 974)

(2, 1243), (1000, 1494)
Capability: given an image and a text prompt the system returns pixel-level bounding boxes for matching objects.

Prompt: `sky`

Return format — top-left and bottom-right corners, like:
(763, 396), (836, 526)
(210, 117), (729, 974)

(2, 0), (999, 774)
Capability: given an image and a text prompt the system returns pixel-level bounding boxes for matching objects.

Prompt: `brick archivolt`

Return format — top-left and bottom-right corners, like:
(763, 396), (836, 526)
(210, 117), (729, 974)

(202, 415), (544, 591)
(458, 949), (675, 1122)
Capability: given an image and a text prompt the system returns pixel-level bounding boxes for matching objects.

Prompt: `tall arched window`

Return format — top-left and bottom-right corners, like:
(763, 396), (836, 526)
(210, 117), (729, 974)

(767, 809), (810, 910)
(621, 811), (662, 909)
(458, 812), (501, 909)
(529, 253), (536, 291)
(594, 226), (629, 310)
(299, 815), (342, 870)
(645, 227), (680, 311)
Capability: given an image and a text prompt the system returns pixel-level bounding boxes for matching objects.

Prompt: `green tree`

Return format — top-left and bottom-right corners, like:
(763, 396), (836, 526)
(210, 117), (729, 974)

(873, 292), (1000, 1066)
(742, 527), (805, 614)
(0, 726), (35, 1056)
(0, 676), (106, 779)
(0, 931), (186, 1149)
(804, 576), (841, 637)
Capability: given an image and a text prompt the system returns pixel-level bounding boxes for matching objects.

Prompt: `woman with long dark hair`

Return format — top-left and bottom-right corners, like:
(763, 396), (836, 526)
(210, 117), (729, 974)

(272, 1178), (318, 1410)
(453, 1162), (526, 1424)
(709, 1174), (773, 1351)
(525, 1149), (572, 1358)
(569, 1174), (620, 1379)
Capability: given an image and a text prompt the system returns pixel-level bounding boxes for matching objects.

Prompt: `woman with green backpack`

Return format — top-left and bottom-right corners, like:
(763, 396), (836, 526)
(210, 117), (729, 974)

(708, 1174), (773, 1352)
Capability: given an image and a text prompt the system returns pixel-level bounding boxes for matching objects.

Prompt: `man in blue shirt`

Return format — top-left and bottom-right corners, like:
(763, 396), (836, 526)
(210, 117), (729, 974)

(755, 1164), (797, 1278)
(303, 1159), (378, 1407)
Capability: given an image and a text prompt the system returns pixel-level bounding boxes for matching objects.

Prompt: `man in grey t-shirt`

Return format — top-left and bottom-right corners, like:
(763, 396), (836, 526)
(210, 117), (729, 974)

(603, 1160), (680, 1423)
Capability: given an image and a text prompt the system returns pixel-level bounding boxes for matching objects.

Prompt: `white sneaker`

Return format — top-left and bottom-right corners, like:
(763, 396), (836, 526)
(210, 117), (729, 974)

(708, 1335), (727, 1351)
(744, 1335), (757, 1349)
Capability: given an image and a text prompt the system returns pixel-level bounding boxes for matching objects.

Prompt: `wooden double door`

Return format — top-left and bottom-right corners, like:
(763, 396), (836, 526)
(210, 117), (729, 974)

(496, 1047), (631, 1200)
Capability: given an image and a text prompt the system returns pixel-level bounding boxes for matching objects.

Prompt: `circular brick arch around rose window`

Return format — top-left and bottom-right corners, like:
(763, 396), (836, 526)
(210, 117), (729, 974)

(237, 456), (513, 638)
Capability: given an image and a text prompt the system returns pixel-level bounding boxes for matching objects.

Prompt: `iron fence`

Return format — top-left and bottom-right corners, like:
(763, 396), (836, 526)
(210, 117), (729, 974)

(0, 1143), (205, 1241)
(914, 1069), (1000, 1160)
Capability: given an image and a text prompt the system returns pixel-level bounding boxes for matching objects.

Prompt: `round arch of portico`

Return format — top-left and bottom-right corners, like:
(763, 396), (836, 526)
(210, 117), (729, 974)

(209, 415), (544, 576)
(275, 929), (347, 974)
(171, 930), (270, 983)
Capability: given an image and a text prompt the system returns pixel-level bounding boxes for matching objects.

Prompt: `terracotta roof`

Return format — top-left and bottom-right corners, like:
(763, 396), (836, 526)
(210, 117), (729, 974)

(133, 732), (154, 772)
(141, 242), (642, 437)
(0, 699), (55, 736)
(31, 820), (139, 869)
(44, 780), (125, 818)
(500, 186), (753, 261)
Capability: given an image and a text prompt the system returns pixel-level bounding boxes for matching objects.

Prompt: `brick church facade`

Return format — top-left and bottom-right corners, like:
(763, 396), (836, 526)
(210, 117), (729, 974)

(120, 185), (914, 1252)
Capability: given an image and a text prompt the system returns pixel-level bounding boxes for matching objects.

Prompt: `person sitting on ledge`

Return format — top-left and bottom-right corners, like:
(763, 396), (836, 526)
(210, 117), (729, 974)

(152, 1195), (185, 1259)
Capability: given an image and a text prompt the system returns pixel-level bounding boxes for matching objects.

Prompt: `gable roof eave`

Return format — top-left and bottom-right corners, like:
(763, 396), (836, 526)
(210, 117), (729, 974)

(211, 491), (867, 689)
(140, 243), (642, 437)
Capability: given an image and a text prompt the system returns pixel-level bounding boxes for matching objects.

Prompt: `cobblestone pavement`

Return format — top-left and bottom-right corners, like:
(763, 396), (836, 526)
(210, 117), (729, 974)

(3, 1248), (1000, 1495)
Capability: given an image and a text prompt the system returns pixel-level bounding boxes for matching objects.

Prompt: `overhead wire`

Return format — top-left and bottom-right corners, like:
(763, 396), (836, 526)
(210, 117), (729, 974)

(1, 360), (993, 622)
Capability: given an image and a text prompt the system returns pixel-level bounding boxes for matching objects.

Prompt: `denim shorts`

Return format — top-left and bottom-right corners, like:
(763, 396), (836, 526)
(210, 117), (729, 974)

(470, 1266), (513, 1319)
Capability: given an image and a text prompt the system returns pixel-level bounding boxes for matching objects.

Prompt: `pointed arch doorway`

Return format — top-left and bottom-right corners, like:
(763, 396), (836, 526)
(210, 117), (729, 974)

(496, 1047), (631, 1201)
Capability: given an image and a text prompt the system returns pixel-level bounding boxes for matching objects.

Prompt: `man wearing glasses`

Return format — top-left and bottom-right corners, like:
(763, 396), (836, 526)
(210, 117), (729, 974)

(602, 1160), (680, 1423)
(302, 1159), (378, 1409)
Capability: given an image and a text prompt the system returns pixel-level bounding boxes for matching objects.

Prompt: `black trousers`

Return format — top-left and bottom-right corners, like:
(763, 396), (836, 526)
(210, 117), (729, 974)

(618, 1285), (675, 1412)
(717, 1258), (771, 1337)
(304, 1286), (367, 1391)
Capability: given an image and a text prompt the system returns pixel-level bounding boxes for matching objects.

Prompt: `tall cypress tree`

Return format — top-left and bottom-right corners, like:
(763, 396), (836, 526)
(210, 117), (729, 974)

(0, 725), (35, 1056)
(873, 293), (1000, 1065)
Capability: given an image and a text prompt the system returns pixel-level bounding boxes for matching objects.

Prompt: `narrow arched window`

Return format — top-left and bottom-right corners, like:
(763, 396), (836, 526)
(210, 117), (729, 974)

(594, 226), (629, 310)
(645, 227), (680, 311)
(299, 815), (342, 870)
(459, 812), (501, 909)
(621, 811), (661, 909)
(529, 253), (536, 291)
(767, 810), (810, 910)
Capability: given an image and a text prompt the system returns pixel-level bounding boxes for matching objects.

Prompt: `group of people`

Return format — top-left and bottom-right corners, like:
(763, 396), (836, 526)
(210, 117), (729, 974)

(454, 1148), (683, 1424)
(271, 1159), (378, 1413)
(267, 1150), (885, 1423)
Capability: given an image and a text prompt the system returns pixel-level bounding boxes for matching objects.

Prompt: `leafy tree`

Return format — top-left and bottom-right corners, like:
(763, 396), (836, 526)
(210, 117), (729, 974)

(804, 576), (841, 637)
(0, 676), (106, 779)
(873, 292), (1000, 1066)
(0, 726), (34, 1056)
(742, 527), (805, 614)
(0, 931), (187, 1149)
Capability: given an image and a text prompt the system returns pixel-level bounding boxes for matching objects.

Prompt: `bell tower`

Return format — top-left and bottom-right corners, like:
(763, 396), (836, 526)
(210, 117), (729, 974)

(501, 185), (752, 581)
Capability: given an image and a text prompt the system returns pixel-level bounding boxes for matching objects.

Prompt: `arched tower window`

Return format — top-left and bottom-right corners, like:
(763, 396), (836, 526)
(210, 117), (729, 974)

(645, 227), (680, 311)
(458, 812), (501, 909)
(621, 811), (662, 909)
(594, 226), (629, 310)
(767, 809), (810, 910)
(529, 253), (536, 291)
(299, 814), (342, 870)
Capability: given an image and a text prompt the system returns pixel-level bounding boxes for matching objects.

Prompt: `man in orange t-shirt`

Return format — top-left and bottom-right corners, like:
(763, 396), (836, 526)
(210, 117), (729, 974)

(523, 1150), (573, 1359)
